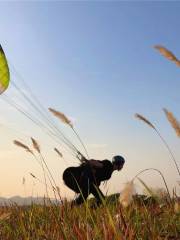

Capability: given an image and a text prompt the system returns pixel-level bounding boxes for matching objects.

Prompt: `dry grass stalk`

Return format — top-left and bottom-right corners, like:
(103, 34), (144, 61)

(49, 107), (90, 159)
(31, 137), (41, 153)
(29, 173), (54, 193)
(30, 138), (50, 197)
(133, 168), (172, 204)
(135, 113), (180, 176)
(163, 108), (180, 137)
(135, 114), (155, 129)
(13, 140), (33, 154)
(154, 45), (180, 67)
(119, 181), (135, 207)
(49, 108), (73, 128)
(54, 148), (63, 158)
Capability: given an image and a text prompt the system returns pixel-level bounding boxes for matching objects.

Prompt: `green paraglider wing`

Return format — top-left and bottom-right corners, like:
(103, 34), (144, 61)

(0, 45), (10, 94)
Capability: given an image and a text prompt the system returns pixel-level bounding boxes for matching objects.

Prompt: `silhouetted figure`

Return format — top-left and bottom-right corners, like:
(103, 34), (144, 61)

(63, 155), (125, 206)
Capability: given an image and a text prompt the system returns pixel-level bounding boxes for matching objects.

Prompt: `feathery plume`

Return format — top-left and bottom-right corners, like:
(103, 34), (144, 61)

(154, 45), (180, 67)
(54, 148), (63, 158)
(135, 114), (155, 129)
(163, 108), (180, 137)
(31, 137), (41, 153)
(49, 108), (73, 128)
(119, 181), (135, 207)
(13, 140), (33, 154)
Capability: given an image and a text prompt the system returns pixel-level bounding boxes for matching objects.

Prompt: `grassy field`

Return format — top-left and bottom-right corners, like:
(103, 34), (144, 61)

(6, 102), (179, 239)
(2, 94), (179, 240)
(0, 194), (179, 240)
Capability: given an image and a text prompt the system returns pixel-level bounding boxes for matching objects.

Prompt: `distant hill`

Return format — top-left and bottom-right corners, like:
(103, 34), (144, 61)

(0, 193), (172, 206)
(0, 196), (59, 206)
(0, 194), (121, 206)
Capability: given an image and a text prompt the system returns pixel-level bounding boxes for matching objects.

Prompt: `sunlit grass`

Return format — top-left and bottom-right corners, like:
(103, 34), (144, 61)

(0, 195), (179, 239)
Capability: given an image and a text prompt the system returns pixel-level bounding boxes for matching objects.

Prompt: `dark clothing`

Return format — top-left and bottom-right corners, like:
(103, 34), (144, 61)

(93, 160), (113, 183)
(63, 160), (113, 205)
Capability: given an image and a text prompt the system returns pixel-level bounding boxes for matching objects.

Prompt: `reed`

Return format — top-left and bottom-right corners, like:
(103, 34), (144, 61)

(30, 137), (60, 201)
(163, 108), (180, 137)
(135, 114), (155, 129)
(13, 140), (33, 154)
(31, 137), (48, 197)
(154, 45), (180, 67)
(49, 107), (90, 159)
(13, 139), (56, 199)
(31, 137), (41, 153)
(135, 113), (180, 176)
(132, 168), (172, 204)
(49, 108), (73, 128)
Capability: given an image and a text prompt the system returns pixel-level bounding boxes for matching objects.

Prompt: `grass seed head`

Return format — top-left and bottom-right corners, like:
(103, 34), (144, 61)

(31, 137), (41, 153)
(154, 45), (180, 68)
(135, 114), (155, 129)
(154, 45), (178, 62)
(49, 108), (73, 128)
(163, 108), (180, 137)
(119, 181), (136, 207)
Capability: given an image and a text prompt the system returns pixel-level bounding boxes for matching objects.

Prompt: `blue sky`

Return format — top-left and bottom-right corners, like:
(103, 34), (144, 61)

(0, 2), (180, 198)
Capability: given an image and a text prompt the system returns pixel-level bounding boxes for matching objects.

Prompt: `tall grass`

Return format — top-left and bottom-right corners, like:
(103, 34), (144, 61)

(163, 108), (180, 137)
(9, 117), (180, 239)
(135, 113), (180, 176)
(0, 195), (179, 240)
(13, 138), (61, 201)
(133, 168), (172, 203)
(49, 107), (90, 159)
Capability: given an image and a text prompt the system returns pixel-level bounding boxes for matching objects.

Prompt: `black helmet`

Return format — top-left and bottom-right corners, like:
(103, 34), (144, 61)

(112, 155), (125, 166)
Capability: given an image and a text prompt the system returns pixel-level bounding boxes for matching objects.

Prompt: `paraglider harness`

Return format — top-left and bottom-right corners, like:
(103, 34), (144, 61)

(77, 152), (99, 187)
(76, 152), (110, 189)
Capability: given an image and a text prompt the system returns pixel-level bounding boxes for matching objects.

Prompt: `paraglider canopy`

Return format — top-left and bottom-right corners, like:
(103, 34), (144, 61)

(0, 44), (10, 94)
